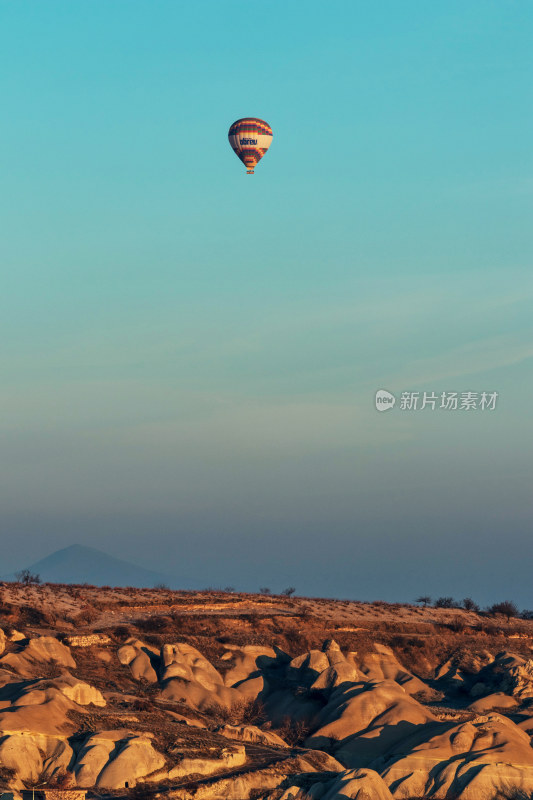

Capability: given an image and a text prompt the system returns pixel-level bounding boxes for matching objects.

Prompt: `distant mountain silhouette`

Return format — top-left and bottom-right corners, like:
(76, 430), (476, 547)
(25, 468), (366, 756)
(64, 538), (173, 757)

(6, 544), (183, 588)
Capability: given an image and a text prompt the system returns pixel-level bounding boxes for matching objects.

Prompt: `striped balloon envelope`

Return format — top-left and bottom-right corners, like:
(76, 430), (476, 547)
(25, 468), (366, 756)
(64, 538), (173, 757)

(228, 118), (273, 174)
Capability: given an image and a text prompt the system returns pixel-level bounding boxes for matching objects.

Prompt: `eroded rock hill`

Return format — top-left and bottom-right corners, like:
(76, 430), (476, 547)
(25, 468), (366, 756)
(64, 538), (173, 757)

(0, 585), (533, 799)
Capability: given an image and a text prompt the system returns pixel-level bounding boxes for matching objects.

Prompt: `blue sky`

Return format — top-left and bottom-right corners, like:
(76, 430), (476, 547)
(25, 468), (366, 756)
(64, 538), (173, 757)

(1, 1), (532, 605)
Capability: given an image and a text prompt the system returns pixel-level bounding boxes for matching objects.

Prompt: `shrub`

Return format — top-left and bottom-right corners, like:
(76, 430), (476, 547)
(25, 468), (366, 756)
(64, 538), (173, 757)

(206, 698), (266, 727)
(46, 769), (73, 789)
(15, 569), (41, 585)
(18, 604), (57, 626)
(434, 597), (457, 609)
(238, 698), (267, 725)
(276, 716), (312, 746)
(74, 607), (100, 625)
(488, 601), (519, 620)
(462, 597), (480, 612)
(0, 765), (16, 786)
(112, 625), (134, 640)
(416, 596), (431, 607)
(445, 617), (466, 633)
(136, 614), (174, 634)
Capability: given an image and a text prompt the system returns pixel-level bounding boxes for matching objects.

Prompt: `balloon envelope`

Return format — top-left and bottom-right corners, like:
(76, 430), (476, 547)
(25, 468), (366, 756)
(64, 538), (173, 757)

(228, 118), (273, 174)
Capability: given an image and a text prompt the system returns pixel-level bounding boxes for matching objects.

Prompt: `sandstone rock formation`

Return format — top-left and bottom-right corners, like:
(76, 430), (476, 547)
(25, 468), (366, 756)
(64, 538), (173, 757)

(168, 744), (246, 779)
(358, 643), (427, 695)
(118, 637), (159, 682)
(2, 595), (533, 800)
(74, 730), (165, 788)
(307, 679), (437, 767)
(378, 713), (533, 799)
(0, 636), (76, 677)
(217, 723), (289, 747)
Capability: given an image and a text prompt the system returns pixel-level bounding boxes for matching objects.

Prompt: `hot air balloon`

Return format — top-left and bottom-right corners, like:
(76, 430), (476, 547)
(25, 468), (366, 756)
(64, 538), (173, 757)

(228, 118), (273, 174)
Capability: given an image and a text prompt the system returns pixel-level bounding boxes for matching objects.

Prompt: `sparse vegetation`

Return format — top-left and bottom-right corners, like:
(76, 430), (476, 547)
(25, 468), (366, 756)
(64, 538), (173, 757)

(15, 568), (41, 584)
(488, 601), (519, 620)
(73, 606), (101, 625)
(0, 766), (16, 787)
(416, 595), (432, 607)
(45, 769), (74, 789)
(462, 597), (480, 612)
(276, 716), (312, 746)
(434, 596), (457, 609)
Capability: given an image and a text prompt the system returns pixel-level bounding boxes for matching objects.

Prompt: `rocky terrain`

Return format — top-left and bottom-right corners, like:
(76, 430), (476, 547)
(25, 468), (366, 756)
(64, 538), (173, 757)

(1, 584), (533, 799)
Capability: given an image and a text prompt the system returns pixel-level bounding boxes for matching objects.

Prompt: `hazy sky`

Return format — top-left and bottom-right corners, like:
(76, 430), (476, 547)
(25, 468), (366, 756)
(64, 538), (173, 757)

(1, 1), (532, 606)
